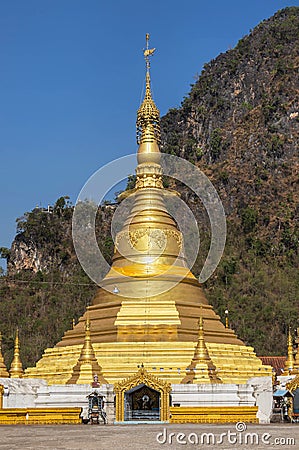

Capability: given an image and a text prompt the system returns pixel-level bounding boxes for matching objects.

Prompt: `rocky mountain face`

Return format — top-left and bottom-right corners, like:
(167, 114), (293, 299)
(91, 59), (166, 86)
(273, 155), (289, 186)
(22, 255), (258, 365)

(161, 7), (298, 239)
(0, 7), (298, 367)
(6, 200), (74, 275)
(6, 197), (115, 275)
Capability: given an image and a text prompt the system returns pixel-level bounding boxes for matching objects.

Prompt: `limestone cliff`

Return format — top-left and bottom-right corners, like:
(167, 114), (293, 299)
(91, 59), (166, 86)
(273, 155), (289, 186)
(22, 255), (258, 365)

(161, 7), (299, 250)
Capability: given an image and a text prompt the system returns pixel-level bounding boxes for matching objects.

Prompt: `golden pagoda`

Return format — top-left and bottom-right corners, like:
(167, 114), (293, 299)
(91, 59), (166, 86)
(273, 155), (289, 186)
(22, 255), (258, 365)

(9, 328), (24, 378)
(293, 329), (299, 373)
(283, 327), (295, 374)
(67, 318), (107, 385)
(24, 35), (271, 385)
(181, 311), (220, 384)
(0, 332), (9, 377)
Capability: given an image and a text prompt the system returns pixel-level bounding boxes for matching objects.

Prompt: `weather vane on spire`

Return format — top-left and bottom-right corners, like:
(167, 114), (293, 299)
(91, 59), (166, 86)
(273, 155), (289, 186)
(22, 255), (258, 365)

(143, 33), (155, 71)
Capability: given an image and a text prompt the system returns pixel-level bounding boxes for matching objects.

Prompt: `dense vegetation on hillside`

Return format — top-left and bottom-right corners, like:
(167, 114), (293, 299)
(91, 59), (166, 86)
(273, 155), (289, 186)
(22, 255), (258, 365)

(0, 7), (298, 369)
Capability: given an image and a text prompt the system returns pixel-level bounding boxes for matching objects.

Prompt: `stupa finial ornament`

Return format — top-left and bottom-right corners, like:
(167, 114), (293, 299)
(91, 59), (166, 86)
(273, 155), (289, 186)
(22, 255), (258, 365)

(225, 309), (229, 329)
(85, 316), (90, 332)
(144, 33), (156, 71)
(136, 33), (161, 158)
(135, 33), (163, 189)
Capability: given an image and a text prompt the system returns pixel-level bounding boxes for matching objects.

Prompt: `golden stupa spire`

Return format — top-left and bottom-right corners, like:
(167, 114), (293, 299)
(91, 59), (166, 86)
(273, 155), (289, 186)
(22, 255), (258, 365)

(136, 33), (161, 165)
(78, 317), (95, 363)
(0, 332), (9, 377)
(9, 328), (24, 378)
(193, 313), (211, 362)
(225, 309), (229, 329)
(182, 309), (221, 383)
(284, 326), (295, 374)
(293, 328), (299, 372)
(67, 317), (107, 384)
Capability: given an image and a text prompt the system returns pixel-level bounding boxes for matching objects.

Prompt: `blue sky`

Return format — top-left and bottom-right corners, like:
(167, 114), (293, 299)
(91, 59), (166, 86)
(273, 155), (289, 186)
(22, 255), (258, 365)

(0, 0), (298, 267)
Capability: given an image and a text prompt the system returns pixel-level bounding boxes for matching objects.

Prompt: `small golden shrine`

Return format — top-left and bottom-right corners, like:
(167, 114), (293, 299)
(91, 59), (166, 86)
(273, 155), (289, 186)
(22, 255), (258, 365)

(9, 329), (24, 379)
(24, 35), (271, 385)
(0, 332), (9, 378)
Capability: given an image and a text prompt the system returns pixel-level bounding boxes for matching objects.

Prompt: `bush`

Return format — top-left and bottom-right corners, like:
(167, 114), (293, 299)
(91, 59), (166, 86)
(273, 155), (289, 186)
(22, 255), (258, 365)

(241, 207), (258, 233)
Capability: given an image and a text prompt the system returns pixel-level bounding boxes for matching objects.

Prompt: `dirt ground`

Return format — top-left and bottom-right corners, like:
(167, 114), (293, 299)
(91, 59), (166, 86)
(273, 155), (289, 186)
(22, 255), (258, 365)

(0, 423), (298, 450)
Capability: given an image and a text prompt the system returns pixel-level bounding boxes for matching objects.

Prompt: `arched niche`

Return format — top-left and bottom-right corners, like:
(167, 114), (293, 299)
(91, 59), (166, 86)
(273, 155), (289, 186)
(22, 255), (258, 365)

(114, 366), (171, 422)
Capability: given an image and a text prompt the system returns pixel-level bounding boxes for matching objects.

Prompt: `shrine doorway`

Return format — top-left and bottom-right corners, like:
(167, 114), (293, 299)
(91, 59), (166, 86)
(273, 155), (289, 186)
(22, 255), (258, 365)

(124, 383), (160, 421)
(114, 366), (171, 422)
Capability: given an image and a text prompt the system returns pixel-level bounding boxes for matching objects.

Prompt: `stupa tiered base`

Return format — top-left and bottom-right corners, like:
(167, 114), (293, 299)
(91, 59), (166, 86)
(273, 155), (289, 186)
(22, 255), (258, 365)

(24, 340), (271, 385)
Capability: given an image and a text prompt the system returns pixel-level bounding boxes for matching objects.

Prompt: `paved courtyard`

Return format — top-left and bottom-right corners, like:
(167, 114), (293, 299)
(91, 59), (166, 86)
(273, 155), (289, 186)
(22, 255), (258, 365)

(0, 423), (299, 450)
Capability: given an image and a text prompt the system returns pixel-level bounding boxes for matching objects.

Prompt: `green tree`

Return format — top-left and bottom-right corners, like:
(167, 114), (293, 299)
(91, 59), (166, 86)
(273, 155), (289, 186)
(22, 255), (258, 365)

(241, 207), (258, 233)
